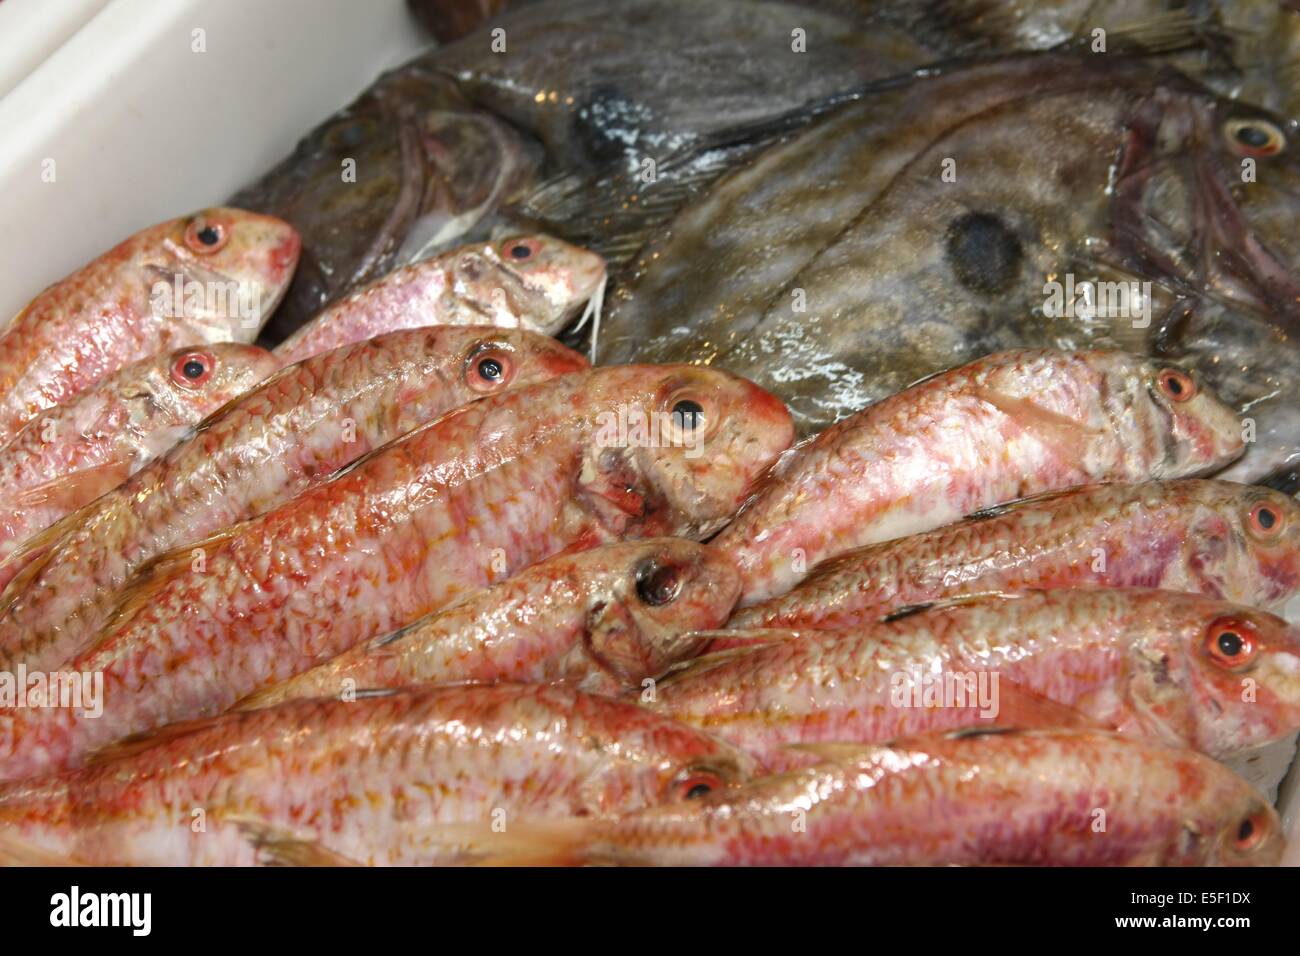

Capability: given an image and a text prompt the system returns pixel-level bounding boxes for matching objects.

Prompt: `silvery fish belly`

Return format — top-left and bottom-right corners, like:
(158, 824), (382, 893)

(0, 327), (588, 676)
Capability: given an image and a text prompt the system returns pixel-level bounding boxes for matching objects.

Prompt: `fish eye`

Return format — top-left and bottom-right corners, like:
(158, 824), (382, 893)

(1232, 811), (1270, 853)
(1156, 368), (1196, 403)
(671, 399), (705, 432)
(1224, 118), (1287, 158)
(634, 558), (683, 607)
(1204, 616), (1259, 671)
(668, 768), (725, 802)
(1248, 502), (1285, 538)
(502, 238), (540, 262)
(183, 217), (228, 254)
(324, 116), (375, 150)
(465, 348), (515, 393)
(171, 351), (215, 389)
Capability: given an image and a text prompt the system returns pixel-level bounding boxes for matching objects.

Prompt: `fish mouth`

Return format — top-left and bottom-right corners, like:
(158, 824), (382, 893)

(1111, 100), (1300, 336)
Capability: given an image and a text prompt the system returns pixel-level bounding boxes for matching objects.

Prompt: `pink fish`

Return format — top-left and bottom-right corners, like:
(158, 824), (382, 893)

(242, 538), (740, 708)
(0, 208), (299, 446)
(0, 326), (587, 673)
(0, 344), (279, 587)
(656, 589), (1300, 767)
(716, 349), (1244, 605)
(731, 480), (1300, 629)
(273, 234), (607, 365)
(488, 729), (1282, 866)
(0, 364), (793, 781)
(0, 684), (756, 866)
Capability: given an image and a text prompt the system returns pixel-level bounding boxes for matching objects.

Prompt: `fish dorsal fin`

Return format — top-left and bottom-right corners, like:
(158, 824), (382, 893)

(961, 484), (1098, 522)
(82, 711), (237, 766)
(879, 591), (1020, 623)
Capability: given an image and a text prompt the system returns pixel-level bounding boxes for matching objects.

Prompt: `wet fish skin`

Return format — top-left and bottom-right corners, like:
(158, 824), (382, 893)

(515, 729), (1282, 866)
(0, 344), (280, 585)
(732, 479), (1300, 629)
(0, 327), (587, 674)
(660, 589), (1300, 765)
(0, 684), (756, 866)
(230, 62), (543, 342)
(0, 364), (792, 781)
(244, 538), (740, 708)
(273, 234), (606, 365)
(0, 209), (299, 446)
(716, 349), (1243, 606)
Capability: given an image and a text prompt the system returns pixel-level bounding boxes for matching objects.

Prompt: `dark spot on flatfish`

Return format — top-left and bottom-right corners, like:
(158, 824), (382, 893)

(945, 211), (1023, 295)
(574, 83), (653, 166)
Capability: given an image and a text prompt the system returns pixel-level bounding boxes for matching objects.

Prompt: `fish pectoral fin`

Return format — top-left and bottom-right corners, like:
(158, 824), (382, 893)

(992, 680), (1107, 731)
(84, 713), (240, 766)
(973, 387), (1101, 455)
(225, 817), (364, 867)
(13, 462), (132, 513)
(777, 742), (882, 764)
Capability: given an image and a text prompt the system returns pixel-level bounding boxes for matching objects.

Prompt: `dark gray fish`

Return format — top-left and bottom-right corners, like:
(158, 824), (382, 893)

(597, 53), (1300, 482)
(230, 0), (937, 341)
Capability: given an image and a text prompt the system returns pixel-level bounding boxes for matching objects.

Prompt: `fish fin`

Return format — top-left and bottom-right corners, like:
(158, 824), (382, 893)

(879, 591), (1021, 623)
(1257, 465), (1300, 497)
(0, 831), (85, 867)
(993, 681), (1105, 730)
(972, 387), (1102, 460)
(702, 629), (800, 652)
(12, 463), (131, 513)
(649, 640), (781, 692)
(224, 817), (364, 867)
(82, 712), (239, 766)
(777, 742), (882, 763)
(96, 523), (249, 639)
(0, 503), (91, 614)
(421, 820), (592, 867)
(943, 725), (1019, 740)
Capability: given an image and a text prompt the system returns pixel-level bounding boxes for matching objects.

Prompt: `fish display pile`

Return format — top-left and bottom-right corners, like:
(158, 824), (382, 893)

(3, 0), (1300, 867)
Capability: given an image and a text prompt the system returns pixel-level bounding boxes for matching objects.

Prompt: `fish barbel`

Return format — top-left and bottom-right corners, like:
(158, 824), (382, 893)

(243, 538), (739, 708)
(659, 589), (1300, 765)
(0, 327), (587, 673)
(716, 349), (1243, 605)
(0, 364), (792, 781)
(494, 728), (1282, 866)
(732, 480), (1300, 629)
(0, 684), (755, 866)
(273, 234), (607, 365)
(0, 209), (298, 446)
(0, 344), (279, 587)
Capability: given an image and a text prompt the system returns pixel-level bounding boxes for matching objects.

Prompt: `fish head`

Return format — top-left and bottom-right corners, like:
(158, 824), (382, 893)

(579, 365), (794, 539)
(580, 539), (740, 684)
(1205, 785), (1284, 867)
(1128, 595), (1300, 759)
(1123, 81), (1300, 328)
(448, 235), (607, 334)
(228, 63), (543, 339)
(1122, 356), (1244, 475)
(154, 208), (300, 342)
(449, 327), (590, 397)
(1216, 486), (1300, 606)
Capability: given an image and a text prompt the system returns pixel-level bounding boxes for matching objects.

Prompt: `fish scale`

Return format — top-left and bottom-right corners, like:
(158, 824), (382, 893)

(715, 348), (1243, 606)
(0, 209), (299, 447)
(509, 729), (1282, 866)
(731, 479), (1300, 629)
(242, 538), (741, 708)
(0, 364), (792, 782)
(0, 327), (588, 674)
(656, 589), (1300, 768)
(0, 343), (280, 585)
(0, 684), (756, 866)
